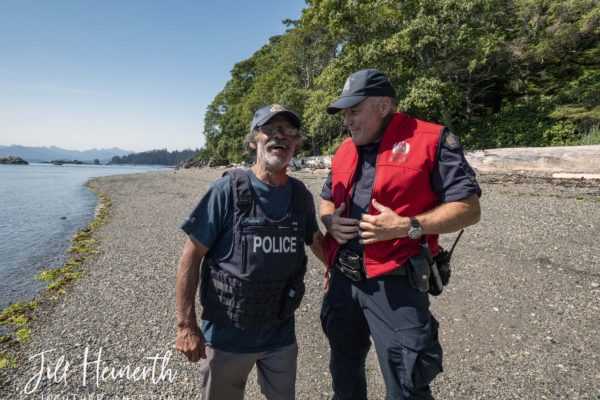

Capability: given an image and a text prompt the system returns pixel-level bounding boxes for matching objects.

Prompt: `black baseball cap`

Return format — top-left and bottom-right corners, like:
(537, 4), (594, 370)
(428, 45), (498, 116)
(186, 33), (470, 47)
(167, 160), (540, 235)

(250, 104), (301, 131)
(326, 69), (396, 114)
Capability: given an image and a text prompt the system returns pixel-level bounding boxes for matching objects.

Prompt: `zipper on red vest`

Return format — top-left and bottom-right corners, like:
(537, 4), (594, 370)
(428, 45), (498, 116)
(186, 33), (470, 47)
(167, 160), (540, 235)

(361, 143), (385, 279)
(360, 115), (404, 278)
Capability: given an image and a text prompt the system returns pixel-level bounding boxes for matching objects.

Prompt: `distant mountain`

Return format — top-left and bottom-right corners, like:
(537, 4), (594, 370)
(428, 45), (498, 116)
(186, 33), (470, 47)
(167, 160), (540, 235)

(0, 145), (132, 163)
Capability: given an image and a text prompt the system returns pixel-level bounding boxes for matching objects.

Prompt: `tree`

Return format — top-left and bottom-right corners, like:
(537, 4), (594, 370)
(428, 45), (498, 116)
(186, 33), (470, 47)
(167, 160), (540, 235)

(194, 0), (599, 164)
(110, 149), (200, 165)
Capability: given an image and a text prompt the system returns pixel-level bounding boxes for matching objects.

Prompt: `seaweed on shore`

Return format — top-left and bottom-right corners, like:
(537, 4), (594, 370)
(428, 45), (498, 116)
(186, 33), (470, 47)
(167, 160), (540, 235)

(0, 182), (111, 370)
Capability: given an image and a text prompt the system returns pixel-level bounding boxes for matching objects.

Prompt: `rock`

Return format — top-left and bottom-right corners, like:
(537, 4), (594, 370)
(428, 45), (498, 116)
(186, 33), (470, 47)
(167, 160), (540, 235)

(176, 158), (206, 169)
(49, 160), (85, 165)
(176, 157), (231, 169)
(289, 155), (333, 170)
(0, 156), (29, 165)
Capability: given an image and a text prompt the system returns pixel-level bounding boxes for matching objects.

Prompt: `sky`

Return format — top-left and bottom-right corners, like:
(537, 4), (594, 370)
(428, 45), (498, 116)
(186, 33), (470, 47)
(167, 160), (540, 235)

(0, 1), (306, 152)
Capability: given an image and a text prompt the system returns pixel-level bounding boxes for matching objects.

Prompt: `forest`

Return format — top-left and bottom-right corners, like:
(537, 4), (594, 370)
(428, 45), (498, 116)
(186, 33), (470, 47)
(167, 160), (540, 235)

(194, 0), (599, 165)
(110, 148), (199, 165)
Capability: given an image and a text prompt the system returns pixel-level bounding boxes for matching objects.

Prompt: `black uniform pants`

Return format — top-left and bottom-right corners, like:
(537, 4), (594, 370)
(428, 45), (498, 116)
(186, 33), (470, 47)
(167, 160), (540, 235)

(320, 268), (443, 400)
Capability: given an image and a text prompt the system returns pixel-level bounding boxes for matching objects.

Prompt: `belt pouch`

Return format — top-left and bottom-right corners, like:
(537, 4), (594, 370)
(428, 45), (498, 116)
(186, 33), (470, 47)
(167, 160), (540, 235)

(408, 254), (430, 293)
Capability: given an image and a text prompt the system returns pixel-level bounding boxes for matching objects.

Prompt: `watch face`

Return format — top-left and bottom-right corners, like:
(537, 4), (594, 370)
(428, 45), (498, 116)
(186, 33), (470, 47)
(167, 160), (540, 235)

(408, 227), (422, 239)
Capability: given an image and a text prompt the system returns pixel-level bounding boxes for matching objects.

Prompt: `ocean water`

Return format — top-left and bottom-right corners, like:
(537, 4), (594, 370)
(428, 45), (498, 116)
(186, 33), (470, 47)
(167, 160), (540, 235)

(0, 163), (169, 310)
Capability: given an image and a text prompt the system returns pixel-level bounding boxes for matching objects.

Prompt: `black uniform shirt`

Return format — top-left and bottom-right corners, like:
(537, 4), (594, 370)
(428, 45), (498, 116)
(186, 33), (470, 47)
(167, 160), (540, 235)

(320, 128), (481, 255)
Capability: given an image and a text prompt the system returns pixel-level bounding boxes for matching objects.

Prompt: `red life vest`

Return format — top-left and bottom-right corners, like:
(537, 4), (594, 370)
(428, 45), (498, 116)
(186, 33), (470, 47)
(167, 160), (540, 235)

(323, 112), (442, 278)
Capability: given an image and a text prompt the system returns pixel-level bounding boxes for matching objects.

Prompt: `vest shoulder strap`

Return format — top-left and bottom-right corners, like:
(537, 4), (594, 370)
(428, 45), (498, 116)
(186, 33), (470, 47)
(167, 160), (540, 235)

(223, 168), (253, 211)
(288, 176), (311, 214)
(226, 169), (310, 215)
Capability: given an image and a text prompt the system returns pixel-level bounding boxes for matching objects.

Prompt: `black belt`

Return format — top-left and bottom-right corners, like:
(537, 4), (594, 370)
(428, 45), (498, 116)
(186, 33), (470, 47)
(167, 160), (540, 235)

(385, 266), (407, 276)
(335, 248), (407, 281)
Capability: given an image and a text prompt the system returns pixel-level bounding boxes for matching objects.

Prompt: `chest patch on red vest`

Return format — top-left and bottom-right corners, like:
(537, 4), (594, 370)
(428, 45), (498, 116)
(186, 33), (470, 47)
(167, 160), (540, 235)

(389, 140), (411, 162)
(392, 141), (410, 154)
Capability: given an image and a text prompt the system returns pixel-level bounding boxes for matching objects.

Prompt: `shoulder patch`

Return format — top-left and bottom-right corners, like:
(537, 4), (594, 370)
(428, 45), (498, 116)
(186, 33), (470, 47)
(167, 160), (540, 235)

(444, 132), (461, 150)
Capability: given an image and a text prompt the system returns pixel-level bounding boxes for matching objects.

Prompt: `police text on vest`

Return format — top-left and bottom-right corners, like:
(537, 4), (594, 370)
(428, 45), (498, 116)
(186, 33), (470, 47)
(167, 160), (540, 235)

(253, 236), (297, 253)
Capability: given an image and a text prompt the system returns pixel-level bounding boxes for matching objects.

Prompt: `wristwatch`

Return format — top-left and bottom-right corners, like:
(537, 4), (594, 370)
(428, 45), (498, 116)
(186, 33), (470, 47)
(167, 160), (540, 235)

(407, 217), (423, 240)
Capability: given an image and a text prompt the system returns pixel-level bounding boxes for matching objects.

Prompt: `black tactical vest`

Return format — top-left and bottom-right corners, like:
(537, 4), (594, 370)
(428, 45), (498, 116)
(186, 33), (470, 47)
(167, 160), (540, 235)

(200, 169), (311, 330)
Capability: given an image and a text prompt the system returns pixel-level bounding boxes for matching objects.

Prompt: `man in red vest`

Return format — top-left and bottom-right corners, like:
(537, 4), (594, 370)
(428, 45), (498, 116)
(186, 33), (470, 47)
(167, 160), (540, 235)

(319, 69), (481, 399)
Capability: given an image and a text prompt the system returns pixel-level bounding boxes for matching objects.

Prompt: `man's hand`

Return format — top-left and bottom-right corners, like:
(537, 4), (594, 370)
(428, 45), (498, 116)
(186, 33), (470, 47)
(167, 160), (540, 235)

(359, 199), (409, 244)
(175, 326), (207, 362)
(321, 202), (360, 244)
(175, 237), (208, 363)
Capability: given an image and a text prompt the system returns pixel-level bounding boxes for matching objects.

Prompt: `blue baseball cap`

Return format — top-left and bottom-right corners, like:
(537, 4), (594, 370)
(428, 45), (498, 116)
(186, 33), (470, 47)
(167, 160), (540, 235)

(326, 69), (396, 114)
(250, 104), (301, 131)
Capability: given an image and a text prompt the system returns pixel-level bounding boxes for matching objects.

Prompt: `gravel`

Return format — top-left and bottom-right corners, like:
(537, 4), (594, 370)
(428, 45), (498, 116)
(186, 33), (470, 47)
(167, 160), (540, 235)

(1, 168), (599, 400)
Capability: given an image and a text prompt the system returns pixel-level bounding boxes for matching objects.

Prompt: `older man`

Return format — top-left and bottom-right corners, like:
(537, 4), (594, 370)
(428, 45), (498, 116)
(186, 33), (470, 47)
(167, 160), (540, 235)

(320, 69), (481, 399)
(175, 104), (325, 400)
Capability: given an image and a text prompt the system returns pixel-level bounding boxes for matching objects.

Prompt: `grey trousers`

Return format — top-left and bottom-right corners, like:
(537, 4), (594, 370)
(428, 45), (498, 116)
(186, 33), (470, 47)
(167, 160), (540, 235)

(199, 342), (298, 400)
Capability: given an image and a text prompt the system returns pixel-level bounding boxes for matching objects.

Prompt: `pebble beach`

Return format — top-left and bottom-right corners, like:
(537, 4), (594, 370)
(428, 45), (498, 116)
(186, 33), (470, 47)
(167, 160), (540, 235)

(1, 166), (599, 399)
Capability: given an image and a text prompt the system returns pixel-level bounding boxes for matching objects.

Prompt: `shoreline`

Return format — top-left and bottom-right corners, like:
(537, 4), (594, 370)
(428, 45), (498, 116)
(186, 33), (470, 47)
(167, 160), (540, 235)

(0, 182), (111, 370)
(0, 167), (598, 399)
(0, 164), (171, 311)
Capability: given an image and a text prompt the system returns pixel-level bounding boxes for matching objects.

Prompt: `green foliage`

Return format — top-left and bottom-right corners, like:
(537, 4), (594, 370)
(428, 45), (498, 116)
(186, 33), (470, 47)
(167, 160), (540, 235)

(193, 0), (599, 162)
(542, 120), (579, 146)
(0, 301), (36, 325)
(463, 97), (548, 148)
(0, 299), (35, 366)
(36, 266), (69, 282)
(572, 124), (600, 145)
(0, 353), (17, 370)
(1, 315), (28, 328)
(15, 329), (31, 343)
(303, 89), (345, 154)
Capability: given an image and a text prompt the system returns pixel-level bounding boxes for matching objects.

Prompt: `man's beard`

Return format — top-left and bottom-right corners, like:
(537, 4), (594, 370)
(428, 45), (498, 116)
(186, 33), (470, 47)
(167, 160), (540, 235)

(256, 140), (293, 171)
